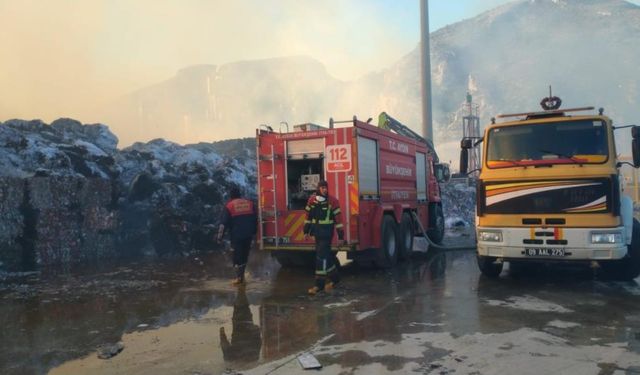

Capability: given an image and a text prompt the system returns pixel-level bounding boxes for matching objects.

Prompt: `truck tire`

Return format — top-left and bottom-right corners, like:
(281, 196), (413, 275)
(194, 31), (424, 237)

(398, 212), (414, 260)
(603, 219), (640, 281)
(427, 203), (445, 244)
(477, 255), (503, 278)
(375, 215), (399, 268)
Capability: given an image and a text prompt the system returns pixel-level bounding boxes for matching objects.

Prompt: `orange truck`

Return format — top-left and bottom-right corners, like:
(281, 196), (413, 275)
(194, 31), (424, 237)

(462, 98), (640, 280)
(256, 113), (450, 268)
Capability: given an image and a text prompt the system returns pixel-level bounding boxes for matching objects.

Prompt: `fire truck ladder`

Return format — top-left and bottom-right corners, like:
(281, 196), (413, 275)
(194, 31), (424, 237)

(378, 112), (438, 162)
(259, 144), (279, 249)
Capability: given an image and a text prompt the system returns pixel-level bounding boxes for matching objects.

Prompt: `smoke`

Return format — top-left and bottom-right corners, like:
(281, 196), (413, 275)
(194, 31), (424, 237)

(4, 0), (637, 149)
(0, 1), (110, 121)
(0, 0), (417, 145)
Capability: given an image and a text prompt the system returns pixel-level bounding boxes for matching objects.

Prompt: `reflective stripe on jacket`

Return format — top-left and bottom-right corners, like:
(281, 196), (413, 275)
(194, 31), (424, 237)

(302, 194), (343, 239)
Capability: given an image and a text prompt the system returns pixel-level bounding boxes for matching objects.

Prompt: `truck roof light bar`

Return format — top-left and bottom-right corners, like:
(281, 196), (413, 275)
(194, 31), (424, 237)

(496, 106), (595, 119)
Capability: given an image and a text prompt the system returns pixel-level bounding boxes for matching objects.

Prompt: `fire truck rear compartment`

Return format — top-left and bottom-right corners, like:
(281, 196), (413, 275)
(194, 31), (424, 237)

(285, 137), (326, 210)
(286, 158), (323, 210)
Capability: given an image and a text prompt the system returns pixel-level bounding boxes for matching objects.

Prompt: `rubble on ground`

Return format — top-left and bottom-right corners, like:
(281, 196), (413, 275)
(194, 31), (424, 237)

(97, 342), (124, 360)
(441, 180), (476, 229)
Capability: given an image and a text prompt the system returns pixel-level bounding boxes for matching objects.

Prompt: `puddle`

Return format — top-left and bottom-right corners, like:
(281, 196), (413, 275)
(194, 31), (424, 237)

(2, 249), (640, 374)
(485, 295), (573, 313)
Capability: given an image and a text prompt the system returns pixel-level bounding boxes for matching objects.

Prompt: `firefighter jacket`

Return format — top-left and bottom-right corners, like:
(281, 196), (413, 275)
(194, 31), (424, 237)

(303, 194), (344, 240)
(220, 198), (257, 242)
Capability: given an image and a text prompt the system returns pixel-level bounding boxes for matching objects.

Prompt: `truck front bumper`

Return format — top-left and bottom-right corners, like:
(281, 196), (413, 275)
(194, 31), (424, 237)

(476, 226), (628, 261)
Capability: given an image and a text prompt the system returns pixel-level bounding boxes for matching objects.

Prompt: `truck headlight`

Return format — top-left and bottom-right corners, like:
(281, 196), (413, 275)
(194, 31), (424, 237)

(590, 232), (622, 244)
(479, 230), (502, 242)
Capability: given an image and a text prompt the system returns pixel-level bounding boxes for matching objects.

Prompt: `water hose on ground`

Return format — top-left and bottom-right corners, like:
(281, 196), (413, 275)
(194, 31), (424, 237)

(411, 212), (477, 251)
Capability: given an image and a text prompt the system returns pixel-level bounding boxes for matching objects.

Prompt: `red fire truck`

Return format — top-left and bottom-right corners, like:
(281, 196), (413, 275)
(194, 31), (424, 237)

(256, 113), (450, 267)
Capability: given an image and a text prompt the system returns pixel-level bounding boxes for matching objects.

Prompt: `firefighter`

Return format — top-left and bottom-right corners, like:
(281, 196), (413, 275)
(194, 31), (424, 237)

(303, 180), (345, 295)
(217, 186), (257, 285)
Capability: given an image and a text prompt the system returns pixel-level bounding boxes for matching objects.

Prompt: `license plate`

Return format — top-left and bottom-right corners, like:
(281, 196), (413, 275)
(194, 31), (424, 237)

(524, 248), (566, 257)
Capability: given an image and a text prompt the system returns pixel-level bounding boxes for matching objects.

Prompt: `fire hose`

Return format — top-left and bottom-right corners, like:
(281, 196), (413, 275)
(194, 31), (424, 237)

(411, 212), (477, 251)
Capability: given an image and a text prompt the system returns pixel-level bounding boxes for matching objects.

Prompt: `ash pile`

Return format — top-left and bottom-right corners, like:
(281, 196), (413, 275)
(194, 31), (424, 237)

(0, 118), (255, 271)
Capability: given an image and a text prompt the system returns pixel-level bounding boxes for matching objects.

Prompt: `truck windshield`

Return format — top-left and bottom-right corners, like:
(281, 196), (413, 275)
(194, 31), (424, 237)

(486, 119), (608, 168)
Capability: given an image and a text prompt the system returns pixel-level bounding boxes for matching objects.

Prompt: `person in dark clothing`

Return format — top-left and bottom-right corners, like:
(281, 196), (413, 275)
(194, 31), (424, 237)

(219, 287), (261, 362)
(303, 180), (345, 295)
(217, 186), (257, 285)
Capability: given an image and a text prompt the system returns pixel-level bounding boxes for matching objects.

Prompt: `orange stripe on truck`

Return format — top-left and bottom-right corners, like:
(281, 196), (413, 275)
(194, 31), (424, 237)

(285, 213), (306, 237)
(285, 213), (296, 226)
(554, 227), (563, 240)
(350, 180), (359, 215)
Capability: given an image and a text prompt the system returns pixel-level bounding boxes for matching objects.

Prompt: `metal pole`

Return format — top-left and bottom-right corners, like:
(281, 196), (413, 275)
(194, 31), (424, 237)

(420, 0), (433, 141)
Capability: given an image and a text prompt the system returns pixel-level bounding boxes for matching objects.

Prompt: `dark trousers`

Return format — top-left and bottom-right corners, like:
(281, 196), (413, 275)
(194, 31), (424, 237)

(231, 237), (252, 266)
(314, 237), (339, 288)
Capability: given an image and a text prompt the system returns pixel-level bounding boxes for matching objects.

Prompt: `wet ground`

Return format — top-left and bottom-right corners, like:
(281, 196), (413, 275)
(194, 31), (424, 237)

(2, 231), (640, 375)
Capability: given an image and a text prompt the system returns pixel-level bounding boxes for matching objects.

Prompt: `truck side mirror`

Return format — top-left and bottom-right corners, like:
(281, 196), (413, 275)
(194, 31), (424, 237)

(461, 139), (473, 149)
(633, 126), (640, 168)
(434, 163), (451, 183)
(459, 149), (469, 176)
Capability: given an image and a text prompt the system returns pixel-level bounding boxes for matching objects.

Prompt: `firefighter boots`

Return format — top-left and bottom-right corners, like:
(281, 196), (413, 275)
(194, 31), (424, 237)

(231, 265), (246, 285)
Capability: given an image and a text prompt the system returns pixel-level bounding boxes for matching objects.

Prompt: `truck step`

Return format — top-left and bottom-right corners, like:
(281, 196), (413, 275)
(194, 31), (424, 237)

(259, 154), (281, 161)
(262, 209), (277, 217)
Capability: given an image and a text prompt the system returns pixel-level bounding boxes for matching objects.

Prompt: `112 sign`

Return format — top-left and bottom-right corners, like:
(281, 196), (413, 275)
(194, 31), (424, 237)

(325, 144), (352, 172)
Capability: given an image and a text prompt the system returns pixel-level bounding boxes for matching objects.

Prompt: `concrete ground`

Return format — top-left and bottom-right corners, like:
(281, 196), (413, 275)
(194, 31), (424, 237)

(1, 233), (639, 375)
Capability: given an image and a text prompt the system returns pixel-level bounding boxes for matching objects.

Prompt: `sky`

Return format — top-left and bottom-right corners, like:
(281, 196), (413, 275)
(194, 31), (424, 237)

(1, 0), (639, 125)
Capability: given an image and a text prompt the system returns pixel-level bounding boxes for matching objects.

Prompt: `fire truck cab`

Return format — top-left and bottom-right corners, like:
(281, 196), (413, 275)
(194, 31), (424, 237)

(256, 114), (449, 268)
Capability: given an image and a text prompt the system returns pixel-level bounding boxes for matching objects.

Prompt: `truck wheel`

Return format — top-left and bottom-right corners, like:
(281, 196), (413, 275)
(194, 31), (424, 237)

(398, 212), (414, 260)
(477, 255), (503, 278)
(427, 203), (445, 244)
(375, 215), (398, 268)
(603, 219), (640, 281)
